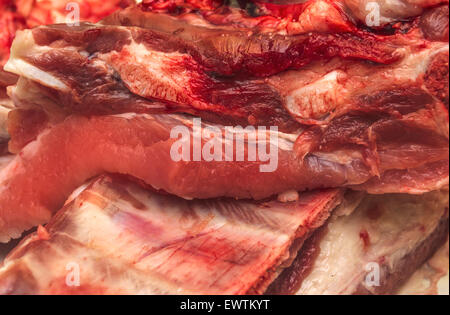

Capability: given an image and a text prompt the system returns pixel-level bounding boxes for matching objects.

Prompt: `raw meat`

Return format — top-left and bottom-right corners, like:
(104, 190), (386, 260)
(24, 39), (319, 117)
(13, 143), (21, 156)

(267, 189), (449, 294)
(0, 174), (342, 294)
(0, 112), (447, 242)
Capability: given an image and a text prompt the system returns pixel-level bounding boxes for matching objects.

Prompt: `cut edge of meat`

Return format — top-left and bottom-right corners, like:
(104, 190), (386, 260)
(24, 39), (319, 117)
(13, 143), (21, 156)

(247, 187), (343, 294)
(355, 216), (449, 295)
(280, 190), (449, 295)
(0, 174), (343, 294)
(0, 109), (448, 243)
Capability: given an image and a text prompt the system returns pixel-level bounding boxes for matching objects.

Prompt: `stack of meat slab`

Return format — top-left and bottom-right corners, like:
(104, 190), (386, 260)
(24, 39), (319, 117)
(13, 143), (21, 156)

(0, 0), (448, 294)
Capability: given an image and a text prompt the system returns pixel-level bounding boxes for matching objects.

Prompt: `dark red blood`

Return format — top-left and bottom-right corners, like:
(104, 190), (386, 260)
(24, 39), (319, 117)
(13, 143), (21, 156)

(27, 20), (404, 131)
(0, 141), (8, 155)
(359, 229), (371, 250)
(312, 91), (448, 153)
(24, 48), (170, 116)
(318, 114), (378, 150)
(353, 160), (450, 194)
(103, 8), (401, 77)
(28, 33), (301, 131)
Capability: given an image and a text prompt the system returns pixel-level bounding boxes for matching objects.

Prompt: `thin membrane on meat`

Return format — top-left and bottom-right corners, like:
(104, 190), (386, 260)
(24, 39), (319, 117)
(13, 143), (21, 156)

(0, 175), (342, 294)
(0, 112), (448, 242)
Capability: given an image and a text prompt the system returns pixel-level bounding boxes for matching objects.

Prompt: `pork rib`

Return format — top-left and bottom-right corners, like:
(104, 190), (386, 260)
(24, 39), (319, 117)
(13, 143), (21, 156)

(0, 174), (342, 294)
(1, 175), (447, 295)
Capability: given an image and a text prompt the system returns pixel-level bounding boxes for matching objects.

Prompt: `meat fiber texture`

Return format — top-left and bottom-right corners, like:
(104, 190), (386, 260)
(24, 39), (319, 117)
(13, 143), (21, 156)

(0, 0), (133, 80)
(0, 174), (342, 294)
(0, 0), (135, 138)
(0, 1), (449, 241)
(0, 175), (447, 295)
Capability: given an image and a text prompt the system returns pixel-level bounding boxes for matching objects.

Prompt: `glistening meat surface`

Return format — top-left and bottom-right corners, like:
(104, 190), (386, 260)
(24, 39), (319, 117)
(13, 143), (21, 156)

(0, 175), (342, 294)
(102, 3), (402, 77)
(0, 0), (137, 142)
(1, 1), (449, 240)
(4, 4), (448, 130)
(0, 0), (133, 75)
(267, 44), (449, 124)
(268, 189), (449, 295)
(0, 112), (448, 242)
(1, 175), (447, 295)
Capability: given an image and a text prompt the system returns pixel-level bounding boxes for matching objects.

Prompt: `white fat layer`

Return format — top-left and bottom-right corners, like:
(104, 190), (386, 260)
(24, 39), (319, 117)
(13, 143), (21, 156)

(4, 30), (69, 91)
(278, 190), (300, 203)
(297, 190), (449, 295)
(344, 0), (425, 24)
(4, 59), (68, 92)
(286, 70), (347, 119)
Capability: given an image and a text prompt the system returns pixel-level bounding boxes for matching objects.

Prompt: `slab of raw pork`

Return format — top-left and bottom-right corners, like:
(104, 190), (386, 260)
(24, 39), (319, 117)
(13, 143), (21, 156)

(0, 112), (447, 242)
(0, 175), (447, 295)
(0, 1), (448, 242)
(0, 174), (342, 294)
